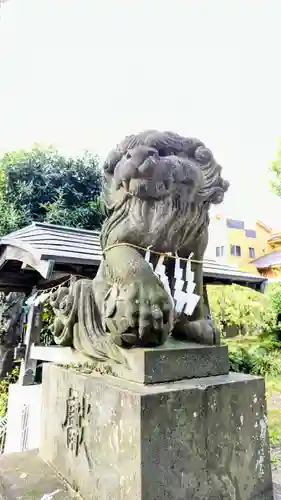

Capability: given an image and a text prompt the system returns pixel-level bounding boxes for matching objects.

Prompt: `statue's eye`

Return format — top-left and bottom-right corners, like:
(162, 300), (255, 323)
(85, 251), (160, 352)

(126, 152), (132, 159)
(147, 150), (155, 157)
(158, 149), (166, 157)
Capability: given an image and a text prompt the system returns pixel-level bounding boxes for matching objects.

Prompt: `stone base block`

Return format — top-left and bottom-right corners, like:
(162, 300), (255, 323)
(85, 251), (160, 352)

(40, 364), (273, 500)
(0, 451), (279, 500)
(31, 338), (229, 384)
(114, 338), (229, 383)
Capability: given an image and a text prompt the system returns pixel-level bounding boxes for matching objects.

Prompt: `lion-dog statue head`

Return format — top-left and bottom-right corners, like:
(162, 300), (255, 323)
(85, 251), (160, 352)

(101, 130), (229, 256)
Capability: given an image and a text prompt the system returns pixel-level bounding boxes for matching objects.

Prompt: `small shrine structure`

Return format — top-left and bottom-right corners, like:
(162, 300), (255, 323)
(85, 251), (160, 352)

(0, 221), (267, 454)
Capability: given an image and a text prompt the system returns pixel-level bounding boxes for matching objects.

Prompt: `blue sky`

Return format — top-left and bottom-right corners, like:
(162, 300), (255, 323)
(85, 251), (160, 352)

(1, 0), (281, 229)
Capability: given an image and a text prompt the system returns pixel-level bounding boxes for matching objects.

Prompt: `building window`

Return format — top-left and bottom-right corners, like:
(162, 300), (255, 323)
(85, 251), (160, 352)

(245, 229), (256, 238)
(249, 247), (255, 259)
(227, 219), (245, 230)
(230, 245), (241, 257)
(216, 246), (224, 257)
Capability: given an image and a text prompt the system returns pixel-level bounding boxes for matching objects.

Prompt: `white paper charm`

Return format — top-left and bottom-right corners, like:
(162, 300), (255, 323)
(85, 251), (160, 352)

(174, 253), (183, 280)
(154, 255), (174, 306)
(184, 294), (200, 316)
(145, 246), (154, 270)
(172, 253), (200, 317)
(154, 254), (166, 277)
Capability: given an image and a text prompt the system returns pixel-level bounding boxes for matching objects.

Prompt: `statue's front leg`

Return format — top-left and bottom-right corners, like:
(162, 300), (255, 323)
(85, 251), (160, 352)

(100, 245), (174, 347)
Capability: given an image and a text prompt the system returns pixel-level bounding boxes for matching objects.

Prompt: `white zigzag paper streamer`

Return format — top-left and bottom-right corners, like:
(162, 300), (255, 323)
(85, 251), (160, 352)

(154, 254), (174, 306)
(145, 249), (200, 316)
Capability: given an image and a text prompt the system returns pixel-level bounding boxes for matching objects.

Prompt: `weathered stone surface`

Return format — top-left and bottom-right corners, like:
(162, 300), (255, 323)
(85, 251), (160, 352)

(40, 364), (273, 500)
(0, 450), (278, 500)
(113, 338), (229, 383)
(274, 483), (281, 500)
(0, 449), (80, 499)
(30, 339), (229, 384)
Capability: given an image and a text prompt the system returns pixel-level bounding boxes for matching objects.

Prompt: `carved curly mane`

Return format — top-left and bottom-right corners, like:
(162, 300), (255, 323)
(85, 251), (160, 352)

(100, 130), (228, 254)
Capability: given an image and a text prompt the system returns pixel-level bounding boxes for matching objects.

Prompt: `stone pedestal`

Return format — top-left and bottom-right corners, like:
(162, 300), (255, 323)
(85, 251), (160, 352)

(31, 338), (229, 384)
(40, 354), (274, 500)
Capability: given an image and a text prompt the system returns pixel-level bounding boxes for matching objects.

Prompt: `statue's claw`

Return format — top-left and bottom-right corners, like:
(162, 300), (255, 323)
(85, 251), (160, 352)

(172, 318), (220, 346)
(103, 279), (173, 347)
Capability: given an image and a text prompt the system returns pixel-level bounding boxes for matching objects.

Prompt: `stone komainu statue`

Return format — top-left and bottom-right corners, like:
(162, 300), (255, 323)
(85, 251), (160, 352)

(50, 130), (229, 363)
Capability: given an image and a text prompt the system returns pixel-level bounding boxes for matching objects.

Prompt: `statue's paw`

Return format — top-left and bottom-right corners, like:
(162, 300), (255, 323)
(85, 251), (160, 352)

(172, 318), (220, 346)
(104, 281), (173, 347)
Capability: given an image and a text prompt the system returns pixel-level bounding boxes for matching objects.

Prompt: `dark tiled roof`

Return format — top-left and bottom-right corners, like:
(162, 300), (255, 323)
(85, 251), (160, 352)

(0, 222), (266, 287)
(2, 222), (102, 268)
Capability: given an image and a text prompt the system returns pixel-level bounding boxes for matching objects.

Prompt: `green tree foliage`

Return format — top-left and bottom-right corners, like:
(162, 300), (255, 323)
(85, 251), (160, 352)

(228, 345), (281, 377)
(266, 282), (281, 317)
(0, 145), (103, 235)
(209, 283), (281, 378)
(0, 198), (26, 236)
(0, 366), (19, 416)
(40, 301), (55, 346)
(208, 284), (276, 336)
(271, 139), (281, 196)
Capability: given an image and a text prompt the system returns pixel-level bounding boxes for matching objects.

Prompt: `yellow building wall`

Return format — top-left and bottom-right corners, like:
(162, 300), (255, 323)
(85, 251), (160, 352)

(226, 221), (271, 273)
(255, 222), (272, 258)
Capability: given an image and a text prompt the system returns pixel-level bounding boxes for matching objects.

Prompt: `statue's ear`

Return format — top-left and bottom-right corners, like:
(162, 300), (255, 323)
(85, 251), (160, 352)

(103, 284), (119, 318)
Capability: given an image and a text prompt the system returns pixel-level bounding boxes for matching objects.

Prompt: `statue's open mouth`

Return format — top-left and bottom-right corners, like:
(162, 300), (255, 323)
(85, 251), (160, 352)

(106, 137), (229, 207)
(120, 178), (176, 199)
(115, 156), (204, 200)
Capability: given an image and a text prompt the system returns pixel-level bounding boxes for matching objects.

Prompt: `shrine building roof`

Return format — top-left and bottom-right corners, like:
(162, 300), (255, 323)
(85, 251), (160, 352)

(0, 222), (267, 293)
